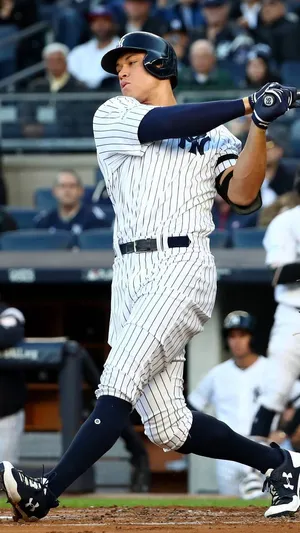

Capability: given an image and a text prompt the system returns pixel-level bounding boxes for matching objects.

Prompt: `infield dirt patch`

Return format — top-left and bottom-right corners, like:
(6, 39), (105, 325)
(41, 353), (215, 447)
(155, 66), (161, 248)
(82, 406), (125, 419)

(1, 506), (300, 533)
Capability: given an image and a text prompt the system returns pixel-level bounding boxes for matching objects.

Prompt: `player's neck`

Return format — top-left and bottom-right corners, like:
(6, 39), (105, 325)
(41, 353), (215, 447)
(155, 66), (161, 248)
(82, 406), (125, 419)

(233, 353), (258, 369)
(142, 89), (176, 107)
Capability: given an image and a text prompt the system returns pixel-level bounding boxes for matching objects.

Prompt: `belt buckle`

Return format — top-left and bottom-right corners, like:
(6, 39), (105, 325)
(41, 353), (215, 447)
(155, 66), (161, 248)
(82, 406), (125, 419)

(133, 240), (139, 253)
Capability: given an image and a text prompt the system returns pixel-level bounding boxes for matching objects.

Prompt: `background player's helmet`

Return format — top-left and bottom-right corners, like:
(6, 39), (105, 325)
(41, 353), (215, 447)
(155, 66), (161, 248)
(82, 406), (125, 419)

(223, 310), (256, 337)
(101, 31), (178, 88)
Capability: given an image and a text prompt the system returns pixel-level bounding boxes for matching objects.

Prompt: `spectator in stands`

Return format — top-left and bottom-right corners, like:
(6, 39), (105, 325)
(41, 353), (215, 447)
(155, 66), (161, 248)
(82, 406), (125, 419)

(159, 0), (205, 35)
(67, 6), (120, 90)
(230, 0), (262, 30)
(34, 170), (109, 235)
(177, 39), (234, 91)
(242, 43), (280, 88)
(0, 301), (26, 466)
(255, 0), (300, 65)
(28, 43), (86, 93)
(163, 19), (190, 72)
(212, 194), (258, 247)
(258, 164), (300, 226)
(261, 127), (295, 207)
(22, 43), (87, 139)
(119, 0), (168, 36)
(0, 0), (43, 73)
(198, 0), (254, 68)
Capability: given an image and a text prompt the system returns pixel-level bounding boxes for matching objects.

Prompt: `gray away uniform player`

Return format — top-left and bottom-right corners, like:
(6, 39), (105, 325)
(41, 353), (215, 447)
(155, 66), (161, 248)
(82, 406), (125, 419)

(1, 32), (300, 522)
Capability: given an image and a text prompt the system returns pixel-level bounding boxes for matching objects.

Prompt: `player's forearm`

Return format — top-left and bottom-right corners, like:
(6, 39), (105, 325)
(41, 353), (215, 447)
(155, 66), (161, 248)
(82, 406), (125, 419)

(227, 122), (266, 206)
(138, 99), (246, 143)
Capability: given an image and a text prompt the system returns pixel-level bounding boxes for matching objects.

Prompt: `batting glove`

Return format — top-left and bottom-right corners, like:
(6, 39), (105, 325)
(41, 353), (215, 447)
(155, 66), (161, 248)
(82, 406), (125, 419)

(248, 82), (281, 111)
(252, 86), (294, 130)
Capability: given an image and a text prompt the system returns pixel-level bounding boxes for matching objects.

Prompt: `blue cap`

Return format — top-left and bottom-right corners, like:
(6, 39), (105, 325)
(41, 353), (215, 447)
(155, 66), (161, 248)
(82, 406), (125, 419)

(202, 0), (228, 7)
(88, 6), (114, 20)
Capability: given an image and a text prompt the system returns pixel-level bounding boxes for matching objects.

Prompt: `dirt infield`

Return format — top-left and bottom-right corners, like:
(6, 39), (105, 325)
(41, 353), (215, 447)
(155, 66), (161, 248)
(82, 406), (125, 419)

(1, 506), (300, 533)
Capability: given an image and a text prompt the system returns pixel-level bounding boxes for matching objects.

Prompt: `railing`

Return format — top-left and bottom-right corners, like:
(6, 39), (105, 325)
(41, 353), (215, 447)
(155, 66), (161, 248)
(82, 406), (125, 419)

(0, 90), (298, 153)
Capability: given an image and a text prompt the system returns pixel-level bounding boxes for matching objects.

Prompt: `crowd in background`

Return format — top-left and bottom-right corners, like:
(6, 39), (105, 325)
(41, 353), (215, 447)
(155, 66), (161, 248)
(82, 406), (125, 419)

(1, 0), (300, 245)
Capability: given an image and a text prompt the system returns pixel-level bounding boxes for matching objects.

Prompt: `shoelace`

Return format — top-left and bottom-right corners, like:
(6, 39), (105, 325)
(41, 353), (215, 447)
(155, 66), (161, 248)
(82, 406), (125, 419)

(263, 477), (281, 506)
(19, 466), (59, 506)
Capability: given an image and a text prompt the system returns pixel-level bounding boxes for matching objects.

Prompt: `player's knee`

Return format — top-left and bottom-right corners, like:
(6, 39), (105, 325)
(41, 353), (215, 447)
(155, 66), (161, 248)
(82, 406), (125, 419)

(144, 406), (193, 451)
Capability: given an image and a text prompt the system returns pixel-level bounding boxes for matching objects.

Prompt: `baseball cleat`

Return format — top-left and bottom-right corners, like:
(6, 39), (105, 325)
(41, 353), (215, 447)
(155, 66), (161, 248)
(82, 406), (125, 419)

(263, 443), (300, 518)
(0, 461), (59, 521)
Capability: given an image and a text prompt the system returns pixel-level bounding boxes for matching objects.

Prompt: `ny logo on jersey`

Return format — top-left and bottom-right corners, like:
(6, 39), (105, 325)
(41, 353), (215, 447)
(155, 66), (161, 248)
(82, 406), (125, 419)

(283, 472), (294, 490)
(178, 135), (210, 156)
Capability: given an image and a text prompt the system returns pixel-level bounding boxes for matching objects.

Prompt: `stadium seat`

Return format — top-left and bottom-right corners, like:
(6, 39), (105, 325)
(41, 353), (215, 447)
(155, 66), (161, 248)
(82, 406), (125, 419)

(78, 229), (113, 250)
(231, 228), (266, 248)
(290, 119), (300, 157)
(0, 230), (73, 251)
(210, 230), (229, 248)
(5, 208), (39, 229)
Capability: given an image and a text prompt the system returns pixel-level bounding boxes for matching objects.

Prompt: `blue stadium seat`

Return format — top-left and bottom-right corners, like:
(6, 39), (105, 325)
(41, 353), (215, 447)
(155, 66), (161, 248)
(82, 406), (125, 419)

(290, 119), (300, 157)
(95, 168), (104, 183)
(210, 230), (229, 248)
(5, 208), (39, 229)
(0, 230), (72, 251)
(231, 228), (266, 248)
(34, 188), (56, 211)
(78, 229), (113, 250)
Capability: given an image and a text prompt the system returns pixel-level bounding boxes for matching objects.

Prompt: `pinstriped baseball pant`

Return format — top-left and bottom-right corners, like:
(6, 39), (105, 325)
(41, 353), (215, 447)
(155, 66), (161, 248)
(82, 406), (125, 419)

(96, 243), (217, 451)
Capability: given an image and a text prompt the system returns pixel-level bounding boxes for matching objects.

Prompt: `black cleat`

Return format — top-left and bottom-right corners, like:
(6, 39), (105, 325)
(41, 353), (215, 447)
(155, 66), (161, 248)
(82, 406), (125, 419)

(263, 443), (300, 518)
(0, 461), (59, 522)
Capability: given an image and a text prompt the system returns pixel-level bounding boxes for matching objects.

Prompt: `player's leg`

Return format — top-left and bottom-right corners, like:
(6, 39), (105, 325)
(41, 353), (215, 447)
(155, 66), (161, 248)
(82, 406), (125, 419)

(251, 304), (300, 438)
(0, 410), (24, 465)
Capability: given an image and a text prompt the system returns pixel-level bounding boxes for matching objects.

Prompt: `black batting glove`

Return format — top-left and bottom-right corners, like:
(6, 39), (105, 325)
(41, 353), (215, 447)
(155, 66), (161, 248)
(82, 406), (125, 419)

(252, 86), (292, 130)
(248, 82), (282, 111)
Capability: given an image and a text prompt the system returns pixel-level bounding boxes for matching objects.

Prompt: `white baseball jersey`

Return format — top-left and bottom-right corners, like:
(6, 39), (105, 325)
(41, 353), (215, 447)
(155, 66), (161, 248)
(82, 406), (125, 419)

(93, 96), (242, 451)
(93, 96), (241, 248)
(188, 357), (300, 435)
(263, 206), (300, 307)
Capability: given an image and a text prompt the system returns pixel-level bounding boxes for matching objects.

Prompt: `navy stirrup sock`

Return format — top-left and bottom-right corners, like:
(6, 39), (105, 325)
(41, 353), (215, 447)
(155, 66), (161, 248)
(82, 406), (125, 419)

(178, 411), (284, 474)
(47, 395), (132, 498)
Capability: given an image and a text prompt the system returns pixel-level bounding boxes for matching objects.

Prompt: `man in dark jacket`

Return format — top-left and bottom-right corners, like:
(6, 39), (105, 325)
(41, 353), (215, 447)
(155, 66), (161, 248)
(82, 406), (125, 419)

(0, 302), (26, 465)
(255, 0), (300, 64)
(22, 43), (87, 139)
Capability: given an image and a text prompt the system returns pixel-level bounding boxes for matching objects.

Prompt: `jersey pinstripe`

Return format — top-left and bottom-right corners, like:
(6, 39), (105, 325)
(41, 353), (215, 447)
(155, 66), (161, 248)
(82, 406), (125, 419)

(93, 95), (242, 451)
(93, 96), (241, 247)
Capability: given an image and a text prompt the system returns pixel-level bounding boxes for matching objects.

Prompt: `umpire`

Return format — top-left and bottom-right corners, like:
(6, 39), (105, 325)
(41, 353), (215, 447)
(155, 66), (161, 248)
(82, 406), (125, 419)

(0, 301), (26, 465)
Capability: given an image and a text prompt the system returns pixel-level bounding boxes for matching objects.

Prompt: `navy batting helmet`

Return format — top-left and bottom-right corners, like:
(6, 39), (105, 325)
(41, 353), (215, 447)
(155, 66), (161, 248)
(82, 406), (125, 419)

(101, 31), (178, 88)
(223, 310), (255, 336)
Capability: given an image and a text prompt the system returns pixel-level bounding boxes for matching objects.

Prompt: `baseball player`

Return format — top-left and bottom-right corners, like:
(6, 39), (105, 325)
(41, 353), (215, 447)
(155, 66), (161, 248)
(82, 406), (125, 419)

(250, 175), (300, 441)
(1, 32), (299, 521)
(188, 310), (266, 499)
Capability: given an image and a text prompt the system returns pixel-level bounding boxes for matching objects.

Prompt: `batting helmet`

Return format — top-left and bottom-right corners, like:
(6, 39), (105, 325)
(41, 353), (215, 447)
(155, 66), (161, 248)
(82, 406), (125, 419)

(101, 31), (178, 88)
(223, 310), (255, 336)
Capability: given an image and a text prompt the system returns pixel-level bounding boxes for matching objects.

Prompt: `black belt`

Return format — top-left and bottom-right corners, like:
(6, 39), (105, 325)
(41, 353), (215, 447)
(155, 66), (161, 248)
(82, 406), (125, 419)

(119, 236), (191, 255)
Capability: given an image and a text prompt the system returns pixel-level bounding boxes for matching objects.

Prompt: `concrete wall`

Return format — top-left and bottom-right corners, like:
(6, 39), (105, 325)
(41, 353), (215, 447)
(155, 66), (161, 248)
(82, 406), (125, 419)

(3, 154), (98, 207)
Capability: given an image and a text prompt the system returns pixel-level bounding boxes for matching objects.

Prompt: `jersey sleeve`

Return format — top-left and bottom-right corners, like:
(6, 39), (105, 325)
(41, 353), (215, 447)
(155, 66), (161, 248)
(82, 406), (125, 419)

(93, 96), (155, 169)
(213, 125), (242, 179)
(263, 212), (297, 267)
(187, 369), (215, 411)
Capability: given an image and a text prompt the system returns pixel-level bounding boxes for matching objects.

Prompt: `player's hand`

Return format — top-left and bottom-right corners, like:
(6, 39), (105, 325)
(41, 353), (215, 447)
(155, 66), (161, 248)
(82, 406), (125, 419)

(252, 86), (294, 130)
(248, 82), (280, 111)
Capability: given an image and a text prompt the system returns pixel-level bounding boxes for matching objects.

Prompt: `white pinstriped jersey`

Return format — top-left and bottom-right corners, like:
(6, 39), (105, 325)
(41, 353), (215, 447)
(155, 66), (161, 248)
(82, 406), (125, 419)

(93, 96), (241, 247)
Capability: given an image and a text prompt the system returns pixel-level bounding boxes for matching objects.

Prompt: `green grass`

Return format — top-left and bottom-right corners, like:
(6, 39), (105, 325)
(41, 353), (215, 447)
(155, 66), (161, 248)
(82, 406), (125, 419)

(0, 497), (269, 509)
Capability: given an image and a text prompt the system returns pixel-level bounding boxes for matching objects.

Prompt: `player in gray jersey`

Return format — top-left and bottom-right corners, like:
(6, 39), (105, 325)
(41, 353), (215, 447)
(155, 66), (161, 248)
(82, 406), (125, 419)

(1, 31), (300, 522)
